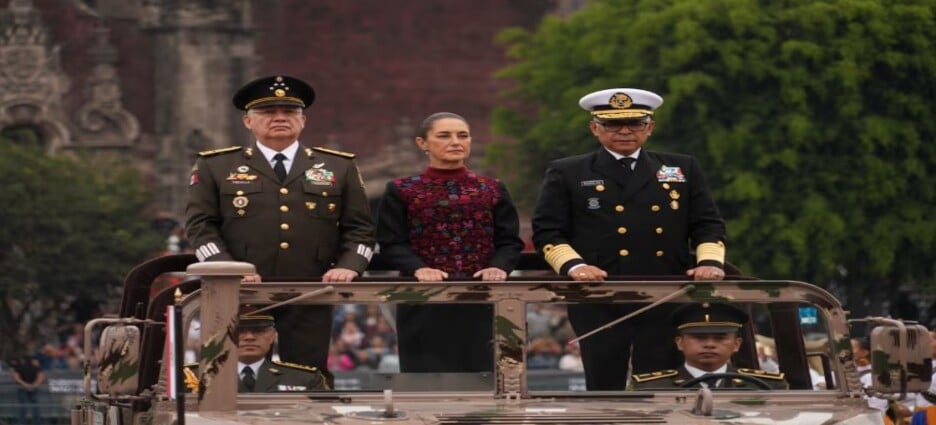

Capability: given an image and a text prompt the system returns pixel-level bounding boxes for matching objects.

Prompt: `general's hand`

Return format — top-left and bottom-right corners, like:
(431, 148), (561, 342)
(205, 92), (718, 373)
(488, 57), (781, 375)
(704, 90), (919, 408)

(473, 267), (508, 281)
(414, 267), (448, 282)
(242, 274), (262, 283)
(323, 268), (359, 283)
(568, 265), (608, 282)
(686, 266), (725, 280)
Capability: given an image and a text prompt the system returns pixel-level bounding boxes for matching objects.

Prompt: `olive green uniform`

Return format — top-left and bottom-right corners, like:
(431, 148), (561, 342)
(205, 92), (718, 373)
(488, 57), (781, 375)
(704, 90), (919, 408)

(184, 359), (329, 393)
(631, 366), (788, 390)
(185, 144), (376, 375)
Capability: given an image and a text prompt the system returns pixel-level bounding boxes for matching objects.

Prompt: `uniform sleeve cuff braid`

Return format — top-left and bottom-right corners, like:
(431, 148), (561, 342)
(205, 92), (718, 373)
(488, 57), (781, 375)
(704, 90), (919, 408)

(543, 244), (583, 275)
(696, 241), (726, 265)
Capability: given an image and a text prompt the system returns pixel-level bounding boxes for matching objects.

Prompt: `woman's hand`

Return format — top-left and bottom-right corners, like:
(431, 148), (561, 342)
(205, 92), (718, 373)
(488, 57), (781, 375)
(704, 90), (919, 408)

(414, 267), (449, 282)
(474, 267), (508, 281)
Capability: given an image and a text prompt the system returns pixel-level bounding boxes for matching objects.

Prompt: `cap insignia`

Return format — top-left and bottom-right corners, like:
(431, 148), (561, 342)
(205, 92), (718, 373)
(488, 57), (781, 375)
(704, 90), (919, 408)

(609, 92), (633, 109)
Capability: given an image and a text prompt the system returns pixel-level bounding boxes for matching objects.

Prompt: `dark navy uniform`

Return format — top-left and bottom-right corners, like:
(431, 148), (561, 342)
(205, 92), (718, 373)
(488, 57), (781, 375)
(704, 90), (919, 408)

(532, 88), (726, 391)
(185, 75), (375, 383)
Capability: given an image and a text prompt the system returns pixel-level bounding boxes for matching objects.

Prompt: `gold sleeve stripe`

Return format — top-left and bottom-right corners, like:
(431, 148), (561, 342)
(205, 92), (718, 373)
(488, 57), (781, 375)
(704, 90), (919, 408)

(696, 241), (725, 264)
(543, 243), (583, 274)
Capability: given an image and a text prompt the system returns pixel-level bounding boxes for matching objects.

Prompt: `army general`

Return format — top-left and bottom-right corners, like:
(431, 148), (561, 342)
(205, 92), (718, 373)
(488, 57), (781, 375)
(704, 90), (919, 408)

(185, 75), (376, 384)
(532, 88), (727, 390)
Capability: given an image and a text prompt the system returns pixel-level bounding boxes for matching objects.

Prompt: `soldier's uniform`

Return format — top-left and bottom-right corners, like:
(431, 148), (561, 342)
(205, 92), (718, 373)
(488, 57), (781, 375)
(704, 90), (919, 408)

(532, 88), (726, 390)
(631, 366), (787, 390)
(183, 313), (330, 393)
(184, 359), (329, 393)
(185, 75), (376, 383)
(631, 303), (787, 390)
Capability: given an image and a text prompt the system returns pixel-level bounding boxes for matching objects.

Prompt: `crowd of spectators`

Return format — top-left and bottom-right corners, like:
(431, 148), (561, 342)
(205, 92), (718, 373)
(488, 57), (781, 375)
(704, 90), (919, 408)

(324, 303), (583, 373)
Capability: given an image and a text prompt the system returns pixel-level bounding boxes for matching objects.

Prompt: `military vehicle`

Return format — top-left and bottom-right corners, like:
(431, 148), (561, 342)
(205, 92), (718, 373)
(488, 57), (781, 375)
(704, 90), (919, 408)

(76, 254), (932, 424)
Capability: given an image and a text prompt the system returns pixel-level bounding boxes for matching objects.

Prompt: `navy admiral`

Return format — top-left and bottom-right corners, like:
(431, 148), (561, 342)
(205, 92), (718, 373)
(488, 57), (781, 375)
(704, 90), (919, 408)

(184, 312), (328, 392)
(631, 303), (787, 390)
(185, 75), (376, 385)
(531, 88), (727, 390)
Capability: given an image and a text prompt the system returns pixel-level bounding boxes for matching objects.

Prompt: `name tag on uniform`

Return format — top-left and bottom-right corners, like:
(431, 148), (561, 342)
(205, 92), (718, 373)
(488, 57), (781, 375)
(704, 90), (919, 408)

(580, 180), (604, 187)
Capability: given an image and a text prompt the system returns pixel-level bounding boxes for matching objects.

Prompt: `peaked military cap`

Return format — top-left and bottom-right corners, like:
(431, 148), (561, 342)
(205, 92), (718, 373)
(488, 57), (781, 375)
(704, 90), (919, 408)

(238, 305), (275, 330)
(579, 88), (663, 120)
(671, 302), (748, 334)
(232, 75), (316, 111)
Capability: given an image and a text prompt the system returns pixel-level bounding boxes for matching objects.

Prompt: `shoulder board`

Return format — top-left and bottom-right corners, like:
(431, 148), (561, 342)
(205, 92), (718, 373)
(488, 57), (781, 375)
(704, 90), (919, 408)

(313, 147), (355, 158)
(198, 146), (243, 157)
(737, 368), (785, 381)
(632, 369), (678, 383)
(273, 360), (319, 372)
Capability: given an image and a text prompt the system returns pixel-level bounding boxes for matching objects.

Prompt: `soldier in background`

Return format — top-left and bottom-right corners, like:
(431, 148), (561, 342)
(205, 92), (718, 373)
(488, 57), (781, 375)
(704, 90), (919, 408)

(185, 312), (328, 392)
(631, 303), (787, 390)
(186, 75), (376, 386)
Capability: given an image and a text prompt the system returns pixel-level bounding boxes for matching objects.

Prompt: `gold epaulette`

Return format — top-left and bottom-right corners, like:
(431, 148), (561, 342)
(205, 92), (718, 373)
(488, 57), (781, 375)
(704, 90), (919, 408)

(198, 146), (243, 157)
(737, 368), (785, 381)
(273, 360), (319, 372)
(632, 369), (678, 383)
(313, 146), (356, 158)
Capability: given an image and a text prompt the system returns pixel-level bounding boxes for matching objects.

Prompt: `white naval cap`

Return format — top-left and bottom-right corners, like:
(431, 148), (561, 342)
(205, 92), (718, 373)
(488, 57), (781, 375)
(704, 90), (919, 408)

(579, 88), (663, 120)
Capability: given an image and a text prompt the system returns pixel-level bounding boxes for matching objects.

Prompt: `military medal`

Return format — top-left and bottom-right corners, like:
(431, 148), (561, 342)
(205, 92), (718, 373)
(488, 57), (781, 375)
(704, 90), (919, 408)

(233, 196), (249, 208)
(237, 165), (249, 173)
(226, 173), (259, 182)
(657, 166), (686, 182)
(305, 168), (335, 185)
(306, 201), (317, 210)
(587, 197), (601, 210)
(669, 190), (680, 200)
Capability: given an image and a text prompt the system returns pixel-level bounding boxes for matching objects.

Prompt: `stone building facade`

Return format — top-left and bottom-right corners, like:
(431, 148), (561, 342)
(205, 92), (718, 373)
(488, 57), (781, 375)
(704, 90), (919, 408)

(0, 0), (564, 218)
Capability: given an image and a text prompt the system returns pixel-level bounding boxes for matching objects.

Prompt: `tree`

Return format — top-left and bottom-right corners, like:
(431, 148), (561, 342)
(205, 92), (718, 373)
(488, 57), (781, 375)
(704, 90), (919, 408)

(489, 0), (936, 315)
(0, 132), (163, 361)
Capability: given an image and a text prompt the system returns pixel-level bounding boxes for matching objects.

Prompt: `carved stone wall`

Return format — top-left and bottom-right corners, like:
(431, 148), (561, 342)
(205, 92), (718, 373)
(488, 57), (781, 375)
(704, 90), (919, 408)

(0, 0), (71, 152)
(0, 0), (552, 220)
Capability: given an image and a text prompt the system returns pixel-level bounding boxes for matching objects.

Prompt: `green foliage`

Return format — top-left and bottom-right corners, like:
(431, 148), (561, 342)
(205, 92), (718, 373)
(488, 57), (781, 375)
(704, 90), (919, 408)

(489, 0), (936, 288)
(0, 137), (162, 359)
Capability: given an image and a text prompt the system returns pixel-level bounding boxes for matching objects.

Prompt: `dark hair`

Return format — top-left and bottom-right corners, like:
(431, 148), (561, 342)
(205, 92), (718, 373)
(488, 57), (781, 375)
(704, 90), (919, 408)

(417, 112), (467, 138)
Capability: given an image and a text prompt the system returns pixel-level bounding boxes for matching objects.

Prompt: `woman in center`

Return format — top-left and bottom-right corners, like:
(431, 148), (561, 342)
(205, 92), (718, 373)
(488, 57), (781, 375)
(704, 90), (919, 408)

(376, 112), (524, 372)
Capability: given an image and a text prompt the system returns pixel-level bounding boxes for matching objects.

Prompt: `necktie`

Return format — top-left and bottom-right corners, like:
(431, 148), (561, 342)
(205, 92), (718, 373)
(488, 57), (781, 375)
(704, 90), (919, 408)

(242, 366), (256, 391)
(273, 153), (288, 182)
(619, 157), (635, 175)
